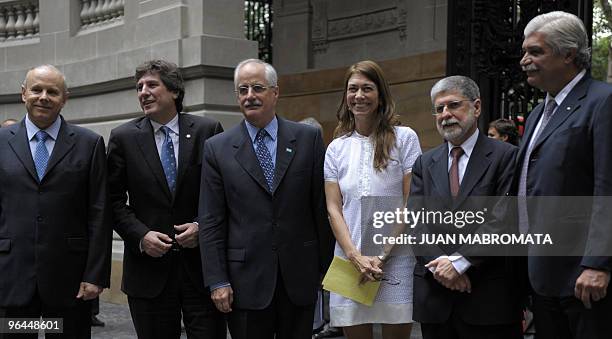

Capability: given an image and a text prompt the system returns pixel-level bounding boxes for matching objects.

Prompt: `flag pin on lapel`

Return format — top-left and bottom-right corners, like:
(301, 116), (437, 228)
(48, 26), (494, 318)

(286, 148), (292, 153)
(186, 134), (191, 139)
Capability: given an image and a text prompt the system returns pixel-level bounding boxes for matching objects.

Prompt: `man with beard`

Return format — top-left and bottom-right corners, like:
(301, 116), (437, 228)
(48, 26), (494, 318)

(409, 75), (523, 338)
(516, 11), (612, 339)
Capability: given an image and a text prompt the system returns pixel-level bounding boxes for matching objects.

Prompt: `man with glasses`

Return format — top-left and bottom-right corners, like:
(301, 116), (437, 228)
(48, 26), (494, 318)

(409, 75), (523, 338)
(515, 12), (612, 339)
(199, 58), (334, 339)
(107, 60), (225, 339)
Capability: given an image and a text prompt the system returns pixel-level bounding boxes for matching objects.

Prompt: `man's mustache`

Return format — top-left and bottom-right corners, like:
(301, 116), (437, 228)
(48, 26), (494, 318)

(441, 118), (459, 127)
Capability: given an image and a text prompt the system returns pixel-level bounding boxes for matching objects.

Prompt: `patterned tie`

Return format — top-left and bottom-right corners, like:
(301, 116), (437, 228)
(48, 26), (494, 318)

(160, 126), (177, 193)
(34, 130), (50, 181)
(518, 99), (557, 233)
(255, 129), (274, 190)
(449, 146), (464, 197)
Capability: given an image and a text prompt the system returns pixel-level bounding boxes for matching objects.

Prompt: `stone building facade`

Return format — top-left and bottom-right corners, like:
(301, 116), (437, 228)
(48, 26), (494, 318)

(0, 0), (448, 302)
(0, 0), (256, 142)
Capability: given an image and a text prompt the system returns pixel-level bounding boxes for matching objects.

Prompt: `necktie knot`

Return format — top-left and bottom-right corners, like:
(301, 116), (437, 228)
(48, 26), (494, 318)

(256, 128), (268, 142)
(35, 130), (49, 142)
(451, 146), (464, 160)
(544, 99), (557, 120)
(160, 126), (172, 137)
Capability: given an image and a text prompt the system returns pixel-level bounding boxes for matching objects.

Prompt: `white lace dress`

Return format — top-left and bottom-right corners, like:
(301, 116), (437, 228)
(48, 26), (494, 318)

(324, 126), (422, 326)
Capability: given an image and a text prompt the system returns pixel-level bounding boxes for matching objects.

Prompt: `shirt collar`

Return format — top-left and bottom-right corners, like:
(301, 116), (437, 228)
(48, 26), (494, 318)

(245, 116), (278, 143)
(150, 114), (179, 135)
(447, 128), (479, 159)
(25, 113), (61, 141)
(546, 69), (586, 108)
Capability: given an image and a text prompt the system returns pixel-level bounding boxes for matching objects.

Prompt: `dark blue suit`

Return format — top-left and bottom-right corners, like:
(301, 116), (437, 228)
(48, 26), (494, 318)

(411, 133), (523, 338)
(0, 118), (111, 338)
(514, 75), (612, 338)
(199, 117), (333, 339)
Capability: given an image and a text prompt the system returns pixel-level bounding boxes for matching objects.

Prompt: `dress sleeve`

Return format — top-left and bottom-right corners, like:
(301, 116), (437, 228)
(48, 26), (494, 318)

(324, 139), (339, 183)
(398, 127), (422, 175)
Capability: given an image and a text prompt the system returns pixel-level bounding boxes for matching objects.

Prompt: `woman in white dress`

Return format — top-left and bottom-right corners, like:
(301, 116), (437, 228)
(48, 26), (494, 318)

(324, 60), (422, 339)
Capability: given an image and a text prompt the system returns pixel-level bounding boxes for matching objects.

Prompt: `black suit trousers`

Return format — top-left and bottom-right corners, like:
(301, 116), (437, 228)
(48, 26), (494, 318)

(420, 311), (522, 339)
(0, 290), (91, 339)
(228, 268), (315, 339)
(532, 291), (612, 339)
(127, 253), (226, 339)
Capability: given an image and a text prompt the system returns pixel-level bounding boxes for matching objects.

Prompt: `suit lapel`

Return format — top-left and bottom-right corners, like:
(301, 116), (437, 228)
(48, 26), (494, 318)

(271, 118), (296, 194)
(8, 121), (38, 182)
(517, 103), (544, 163)
(44, 119), (76, 181)
(454, 134), (492, 208)
(428, 144), (451, 198)
(233, 122), (271, 194)
(532, 76), (589, 152)
(176, 114), (194, 194)
(135, 117), (173, 200)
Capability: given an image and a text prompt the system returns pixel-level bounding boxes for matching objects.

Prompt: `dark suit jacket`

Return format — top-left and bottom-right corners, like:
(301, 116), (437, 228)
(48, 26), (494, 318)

(0, 117), (111, 308)
(107, 113), (222, 298)
(513, 75), (612, 297)
(410, 133), (523, 325)
(199, 117), (334, 310)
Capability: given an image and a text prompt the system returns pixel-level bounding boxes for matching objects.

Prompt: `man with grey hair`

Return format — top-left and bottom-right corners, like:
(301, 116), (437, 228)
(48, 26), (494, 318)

(1, 118), (17, 128)
(410, 75), (522, 338)
(199, 59), (334, 338)
(0, 64), (111, 338)
(516, 11), (612, 339)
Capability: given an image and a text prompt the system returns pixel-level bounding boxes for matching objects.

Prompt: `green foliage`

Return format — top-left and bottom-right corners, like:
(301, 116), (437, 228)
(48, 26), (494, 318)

(592, 36), (610, 81)
(593, 1), (611, 82)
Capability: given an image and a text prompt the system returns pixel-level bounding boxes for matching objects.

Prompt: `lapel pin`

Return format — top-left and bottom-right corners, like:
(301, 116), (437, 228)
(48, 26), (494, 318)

(286, 148), (292, 153)
(186, 134), (191, 139)
(566, 106), (571, 111)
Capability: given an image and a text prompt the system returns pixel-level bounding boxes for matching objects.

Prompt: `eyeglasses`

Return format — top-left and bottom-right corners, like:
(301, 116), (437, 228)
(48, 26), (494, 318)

(432, 99), (474, 115)
(235, 84), (274, 96)
(374, 273), (401, 285)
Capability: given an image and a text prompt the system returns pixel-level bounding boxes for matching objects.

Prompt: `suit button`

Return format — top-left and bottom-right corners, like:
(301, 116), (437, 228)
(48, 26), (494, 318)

(37, 216), (43, 222)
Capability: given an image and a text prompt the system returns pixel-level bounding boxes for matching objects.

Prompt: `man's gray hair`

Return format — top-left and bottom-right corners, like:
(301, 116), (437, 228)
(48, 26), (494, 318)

(234, 59), (278, 88)
(524, 11), (590, 70)
(299, 117), (323, 131)
(22, 64), (68, 92)
(430, 75), (480, 103)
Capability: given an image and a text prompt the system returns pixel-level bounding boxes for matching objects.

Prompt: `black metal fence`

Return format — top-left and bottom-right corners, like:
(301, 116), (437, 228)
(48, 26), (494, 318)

(447, 0), (593, 134)
(244, 0), (273, 63)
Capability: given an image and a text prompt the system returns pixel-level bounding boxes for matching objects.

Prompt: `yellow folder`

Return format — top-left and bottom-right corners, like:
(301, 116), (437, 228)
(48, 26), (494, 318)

(322, 256), (381, 306)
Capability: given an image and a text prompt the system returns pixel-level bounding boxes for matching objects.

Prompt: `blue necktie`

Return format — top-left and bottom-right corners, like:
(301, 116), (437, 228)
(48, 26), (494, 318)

(255, 129), (274, 190)
(160, 126), (177, 193)
(34, 130), (50, 181)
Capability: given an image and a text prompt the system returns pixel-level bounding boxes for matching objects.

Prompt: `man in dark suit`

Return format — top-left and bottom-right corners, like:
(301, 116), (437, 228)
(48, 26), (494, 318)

(410, 75), (523, 338)
(107, 60), (225, 339)
(199, 59), (334, 339)
(516, 11), (612, 339)
(0, 65), (111, 339)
